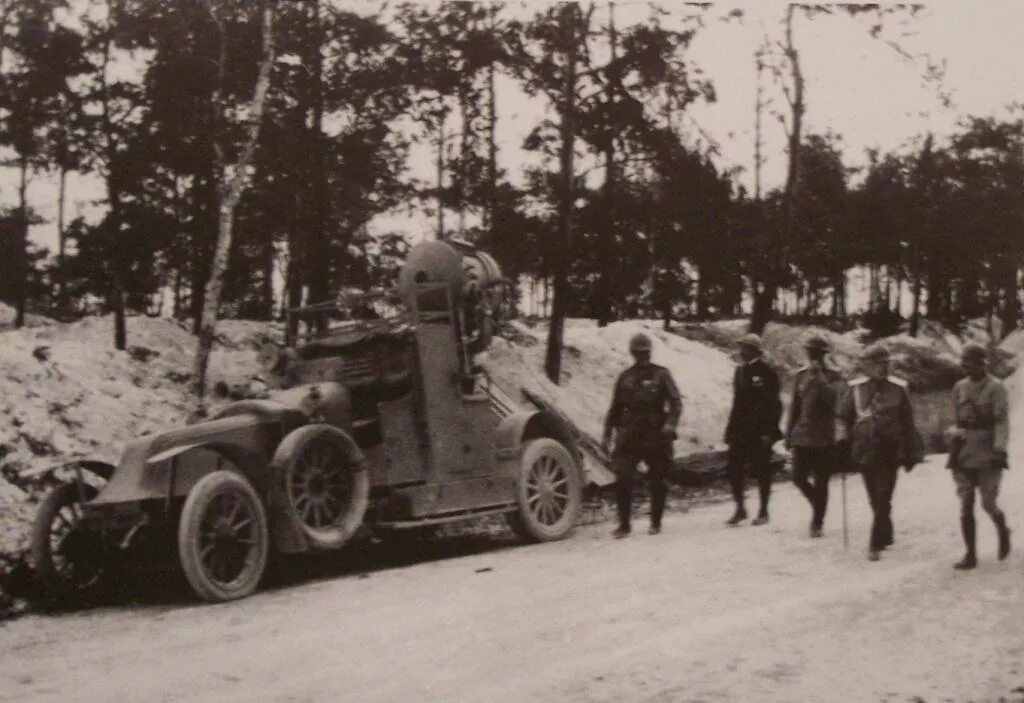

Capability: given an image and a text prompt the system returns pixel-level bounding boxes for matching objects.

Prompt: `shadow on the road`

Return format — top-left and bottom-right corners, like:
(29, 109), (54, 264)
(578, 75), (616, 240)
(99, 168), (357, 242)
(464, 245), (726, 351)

(23, 523), (527, 615)
(17, 486), (739, 617)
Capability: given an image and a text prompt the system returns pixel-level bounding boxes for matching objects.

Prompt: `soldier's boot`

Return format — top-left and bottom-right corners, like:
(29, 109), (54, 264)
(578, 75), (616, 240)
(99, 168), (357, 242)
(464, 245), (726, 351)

(994, 512), (1011, 561)
(954, 515), (977, 570)
(809, 522), (823, 539)
(725, 504), (748, 526)
(752, 494), (770, 526)
(614, 479), (632, 538)
(649, 488), (666, 535)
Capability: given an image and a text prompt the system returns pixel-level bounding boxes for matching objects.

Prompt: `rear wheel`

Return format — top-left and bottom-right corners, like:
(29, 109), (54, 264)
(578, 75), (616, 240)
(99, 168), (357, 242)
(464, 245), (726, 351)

(507, 438), (582, 542)
(178, 471), (269, 602)
(31, 482), (104, 603)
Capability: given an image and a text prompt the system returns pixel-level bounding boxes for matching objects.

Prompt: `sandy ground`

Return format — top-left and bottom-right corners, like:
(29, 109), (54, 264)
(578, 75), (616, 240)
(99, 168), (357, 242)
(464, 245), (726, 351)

(1, 451), (1022, 703)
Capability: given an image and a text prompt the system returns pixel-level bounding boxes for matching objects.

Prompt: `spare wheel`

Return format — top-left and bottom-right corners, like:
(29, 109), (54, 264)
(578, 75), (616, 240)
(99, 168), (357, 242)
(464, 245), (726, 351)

(273, 424), (369, 550)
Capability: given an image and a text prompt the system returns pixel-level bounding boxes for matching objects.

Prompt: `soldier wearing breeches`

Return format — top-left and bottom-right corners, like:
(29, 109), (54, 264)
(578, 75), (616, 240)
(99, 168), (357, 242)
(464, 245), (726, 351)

(724, 333), (783, 526)
(836, 344), (920, 561)
(603, 333), (682, 538)
(786, 335), (844, 538)
(946, 343), (1011, 569)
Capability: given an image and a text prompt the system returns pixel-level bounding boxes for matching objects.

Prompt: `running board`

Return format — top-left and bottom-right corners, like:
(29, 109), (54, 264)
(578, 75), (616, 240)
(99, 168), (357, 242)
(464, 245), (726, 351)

(372, 504), (516, 529)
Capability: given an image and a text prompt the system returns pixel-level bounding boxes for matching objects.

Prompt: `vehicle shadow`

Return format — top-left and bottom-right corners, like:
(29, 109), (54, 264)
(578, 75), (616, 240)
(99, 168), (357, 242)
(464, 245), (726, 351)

(37, 524), (524, 612)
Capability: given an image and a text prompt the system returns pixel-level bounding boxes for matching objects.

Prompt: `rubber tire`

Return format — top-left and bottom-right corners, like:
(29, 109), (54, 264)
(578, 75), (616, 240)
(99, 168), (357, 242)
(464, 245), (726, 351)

(31, 482), (103, 603)
(507, 438), (583, 542)
(178, 471), (269, 603)
(274, 424), (369, 551)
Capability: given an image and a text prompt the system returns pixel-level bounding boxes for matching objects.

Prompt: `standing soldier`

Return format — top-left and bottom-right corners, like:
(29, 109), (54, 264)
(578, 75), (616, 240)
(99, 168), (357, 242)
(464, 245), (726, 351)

(946, 343), (1011, 570)
(836, 344), (920, 561)
(603, 333), (682, 538)
(786, 335), (843, 538)
(724, 333), (783, 526)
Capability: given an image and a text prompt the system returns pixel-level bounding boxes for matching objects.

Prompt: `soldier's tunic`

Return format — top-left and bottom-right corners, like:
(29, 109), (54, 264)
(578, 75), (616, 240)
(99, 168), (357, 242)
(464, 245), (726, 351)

(604, 362), (682, 530)
(836, 376), (919, 552)
(949, 375), (1009, 516)
(786, 364), (844, 529)
(724, 357), (783, 510)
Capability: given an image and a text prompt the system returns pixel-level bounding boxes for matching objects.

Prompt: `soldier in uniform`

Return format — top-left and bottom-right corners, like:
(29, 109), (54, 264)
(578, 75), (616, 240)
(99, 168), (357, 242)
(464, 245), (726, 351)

(602, 333), (682, 538)
(836, 344), (920, 561)
(724, 333), (783, 526)
(786, 335), (843, 538)
(946, 343), (1011, 569)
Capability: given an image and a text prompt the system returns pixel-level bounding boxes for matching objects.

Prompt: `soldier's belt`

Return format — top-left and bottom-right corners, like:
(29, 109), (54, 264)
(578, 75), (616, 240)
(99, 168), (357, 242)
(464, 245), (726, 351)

(957, 421), (994, 430)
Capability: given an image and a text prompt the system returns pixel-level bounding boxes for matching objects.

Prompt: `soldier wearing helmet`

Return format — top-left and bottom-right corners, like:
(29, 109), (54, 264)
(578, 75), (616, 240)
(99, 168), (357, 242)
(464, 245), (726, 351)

(945, 343), (1011, 569)
(724, 333), (783, 526)
(836, 343), (921, 561)
(786, 334), (844, 538)
(603, 332), (682, 538)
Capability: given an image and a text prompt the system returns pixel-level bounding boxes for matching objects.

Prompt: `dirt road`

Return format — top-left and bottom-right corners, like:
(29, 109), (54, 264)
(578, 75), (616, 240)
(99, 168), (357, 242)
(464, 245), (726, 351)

(2, 452), (1023, 703)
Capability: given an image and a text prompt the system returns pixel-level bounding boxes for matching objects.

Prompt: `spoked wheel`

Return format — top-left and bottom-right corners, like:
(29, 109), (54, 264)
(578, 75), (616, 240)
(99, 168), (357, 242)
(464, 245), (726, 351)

(275, 425), (369, 550)
(31, 482), (105, 604)
(507, 438), (583, 542)
(178, 471), (269, 602)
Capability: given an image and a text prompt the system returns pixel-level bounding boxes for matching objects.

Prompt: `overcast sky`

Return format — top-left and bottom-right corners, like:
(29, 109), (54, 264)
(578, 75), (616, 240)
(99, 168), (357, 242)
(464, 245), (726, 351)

(4, 0), (1024, 253)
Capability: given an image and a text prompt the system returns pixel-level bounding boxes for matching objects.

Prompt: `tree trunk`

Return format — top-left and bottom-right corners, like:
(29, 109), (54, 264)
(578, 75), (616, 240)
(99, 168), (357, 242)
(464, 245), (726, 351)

(595, 138), (615, 327)
(56, 164), (68, 307)
(457, 87), (469, 237)
(306, 0), (330, 316)
(262, 236), (275, 320)
(112, 277), (127, 350)
(14, 155), (29, 328)
(173, 267), (183, 319)
(753, 6), (803, 335)
(436, 112), (446, 240)
(595, 3), (617, 329)
(285, 237), (302, 338)
(544, 5), (578, 384)
(192, 2), (275, 405)
(484, 9), (498, 238)
(191, 158), (218, 333)
(999, 258), (1020, 339)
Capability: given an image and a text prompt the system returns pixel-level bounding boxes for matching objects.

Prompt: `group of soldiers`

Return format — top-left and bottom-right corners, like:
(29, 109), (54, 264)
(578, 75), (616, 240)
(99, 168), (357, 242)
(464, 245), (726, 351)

(602, 330), (1012, 566)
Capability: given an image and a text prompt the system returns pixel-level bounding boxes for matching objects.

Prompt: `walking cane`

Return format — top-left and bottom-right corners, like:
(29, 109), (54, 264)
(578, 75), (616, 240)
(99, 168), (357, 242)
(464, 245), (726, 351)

(841, 469), (849, 550)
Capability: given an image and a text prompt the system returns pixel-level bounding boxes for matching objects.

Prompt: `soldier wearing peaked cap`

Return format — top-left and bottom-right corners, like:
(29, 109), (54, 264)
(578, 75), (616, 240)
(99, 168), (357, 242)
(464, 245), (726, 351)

(724, 333), (783, 526)
(836, 344), (922, 561)
(603, 333), (682, 538)
(946, 343), (1011, 569)
(786, 334), (844, 538)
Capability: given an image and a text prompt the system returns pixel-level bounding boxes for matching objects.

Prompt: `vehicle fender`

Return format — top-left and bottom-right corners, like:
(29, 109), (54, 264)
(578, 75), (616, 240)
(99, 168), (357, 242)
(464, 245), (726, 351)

(267, 424), (367, 554)
(494, 410), (583, 481)
(18, 459), (116, 482)
(147, 440), (272, 498)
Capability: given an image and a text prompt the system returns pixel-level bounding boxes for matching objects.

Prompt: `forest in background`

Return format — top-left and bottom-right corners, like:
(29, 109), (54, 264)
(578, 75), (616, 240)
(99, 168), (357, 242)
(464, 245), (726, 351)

(1, 0), (1022, 385)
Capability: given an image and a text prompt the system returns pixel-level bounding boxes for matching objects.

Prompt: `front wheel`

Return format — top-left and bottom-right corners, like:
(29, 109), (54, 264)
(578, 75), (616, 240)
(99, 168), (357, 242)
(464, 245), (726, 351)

(178, 471), (269, 602)
(507, 438), (582, 542)
(31, 482), (104, 604)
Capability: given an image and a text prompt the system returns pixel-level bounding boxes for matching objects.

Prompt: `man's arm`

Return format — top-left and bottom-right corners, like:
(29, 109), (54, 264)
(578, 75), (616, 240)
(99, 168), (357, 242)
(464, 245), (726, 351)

(898, 386), (919, 467)
(661, 369), (682, 435)
(724, 366), (741, 443)
(835, 384), (854, 443)
(603, 374), (625, 445)
(785, 373), (802, 446)
(764, 365), (784, 441)
(992, 381), (1009, 457)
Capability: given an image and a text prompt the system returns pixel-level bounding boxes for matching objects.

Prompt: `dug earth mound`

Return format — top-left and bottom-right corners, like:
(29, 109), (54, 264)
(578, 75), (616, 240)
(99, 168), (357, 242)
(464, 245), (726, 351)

(1, 311), (1017, 613)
